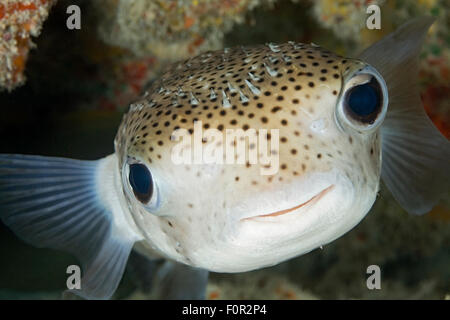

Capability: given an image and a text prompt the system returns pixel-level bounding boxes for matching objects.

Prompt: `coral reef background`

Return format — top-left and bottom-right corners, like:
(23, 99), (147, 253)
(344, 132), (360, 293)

(0, 0), (448, 299)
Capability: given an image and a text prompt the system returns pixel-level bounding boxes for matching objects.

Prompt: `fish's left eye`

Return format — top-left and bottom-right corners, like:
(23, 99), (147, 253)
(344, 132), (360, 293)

(336, 65), (388, 133)
(344, 77), (382, 124)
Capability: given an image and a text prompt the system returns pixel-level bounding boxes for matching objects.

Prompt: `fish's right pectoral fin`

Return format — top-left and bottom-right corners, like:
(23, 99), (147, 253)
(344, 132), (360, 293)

(358, 17), (450, 214)
(0, 154), (138, 299)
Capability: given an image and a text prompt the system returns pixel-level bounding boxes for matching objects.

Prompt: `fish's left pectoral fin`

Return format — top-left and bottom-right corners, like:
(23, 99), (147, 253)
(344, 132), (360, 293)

(358, 17), (450, 214)
(0, 154), (136, 299)
(380, 110), (450, 215)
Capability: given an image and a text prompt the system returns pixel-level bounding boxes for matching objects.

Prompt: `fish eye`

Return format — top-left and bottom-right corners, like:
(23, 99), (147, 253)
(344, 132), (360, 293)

(336, 65), (388, 133)
(344, 76), (382, 124)
(128, 163), (153, 204)
(122, 158), (160, 212)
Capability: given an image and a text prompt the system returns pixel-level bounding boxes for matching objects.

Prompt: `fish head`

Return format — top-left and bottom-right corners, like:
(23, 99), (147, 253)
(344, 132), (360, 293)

(114, 43), (388, 272)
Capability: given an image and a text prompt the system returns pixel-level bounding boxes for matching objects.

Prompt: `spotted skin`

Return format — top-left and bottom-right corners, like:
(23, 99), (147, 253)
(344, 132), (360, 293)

(0, 19), (442, 300)
(115, 42), (381, 272)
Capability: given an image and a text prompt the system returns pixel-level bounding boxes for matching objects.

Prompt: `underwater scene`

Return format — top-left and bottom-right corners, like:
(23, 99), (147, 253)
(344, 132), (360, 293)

(0, 0), (449, 300)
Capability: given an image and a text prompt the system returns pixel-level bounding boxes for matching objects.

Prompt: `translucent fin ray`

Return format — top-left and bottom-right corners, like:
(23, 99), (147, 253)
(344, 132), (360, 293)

(0, 154), (137, 299)
(358, 17), (450, 214)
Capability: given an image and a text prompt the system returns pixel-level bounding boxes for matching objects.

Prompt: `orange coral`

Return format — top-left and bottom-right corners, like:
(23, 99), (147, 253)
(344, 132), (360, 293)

(422, 85), (450, 139)
(0, 0), (57, 91)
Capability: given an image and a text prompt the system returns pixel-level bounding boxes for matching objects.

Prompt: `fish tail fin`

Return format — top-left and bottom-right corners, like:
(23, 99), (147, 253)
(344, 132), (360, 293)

(358, 17), (450, 215)
(128, 251), (209, 299)
(0, 154), (140, 299)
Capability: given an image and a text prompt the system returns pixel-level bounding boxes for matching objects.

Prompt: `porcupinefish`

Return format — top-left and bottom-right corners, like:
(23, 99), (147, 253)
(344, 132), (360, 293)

(1, 17), (449, 300)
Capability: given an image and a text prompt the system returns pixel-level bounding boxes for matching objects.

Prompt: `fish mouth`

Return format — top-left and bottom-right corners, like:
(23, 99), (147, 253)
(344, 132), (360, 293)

(241, 185), (334, 221)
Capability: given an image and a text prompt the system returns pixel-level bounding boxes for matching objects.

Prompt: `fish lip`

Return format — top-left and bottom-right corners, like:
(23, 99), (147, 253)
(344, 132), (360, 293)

(240, 185), (335, 222)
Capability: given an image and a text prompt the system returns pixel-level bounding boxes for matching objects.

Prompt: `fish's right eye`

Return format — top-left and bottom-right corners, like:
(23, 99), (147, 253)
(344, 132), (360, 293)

(122, 159), (160, 212)
(128, 163), (153, 204)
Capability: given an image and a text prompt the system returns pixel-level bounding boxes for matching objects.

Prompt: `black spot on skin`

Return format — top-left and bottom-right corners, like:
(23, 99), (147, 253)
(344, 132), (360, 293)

(271, 106), (282, 113)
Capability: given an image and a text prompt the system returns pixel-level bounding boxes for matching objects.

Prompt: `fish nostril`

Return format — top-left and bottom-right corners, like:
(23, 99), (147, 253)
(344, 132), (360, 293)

(310, 118), (327, 133)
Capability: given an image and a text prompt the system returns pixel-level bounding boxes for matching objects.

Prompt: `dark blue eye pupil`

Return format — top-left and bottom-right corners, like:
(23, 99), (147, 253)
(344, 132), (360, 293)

(129, 163), (153, 203)
(345, 77), (382, 124)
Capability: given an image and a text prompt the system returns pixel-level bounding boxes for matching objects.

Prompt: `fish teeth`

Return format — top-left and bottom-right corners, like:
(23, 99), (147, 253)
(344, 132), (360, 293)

(222, 90), (231, 108)
(245, 79), (261, 96)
